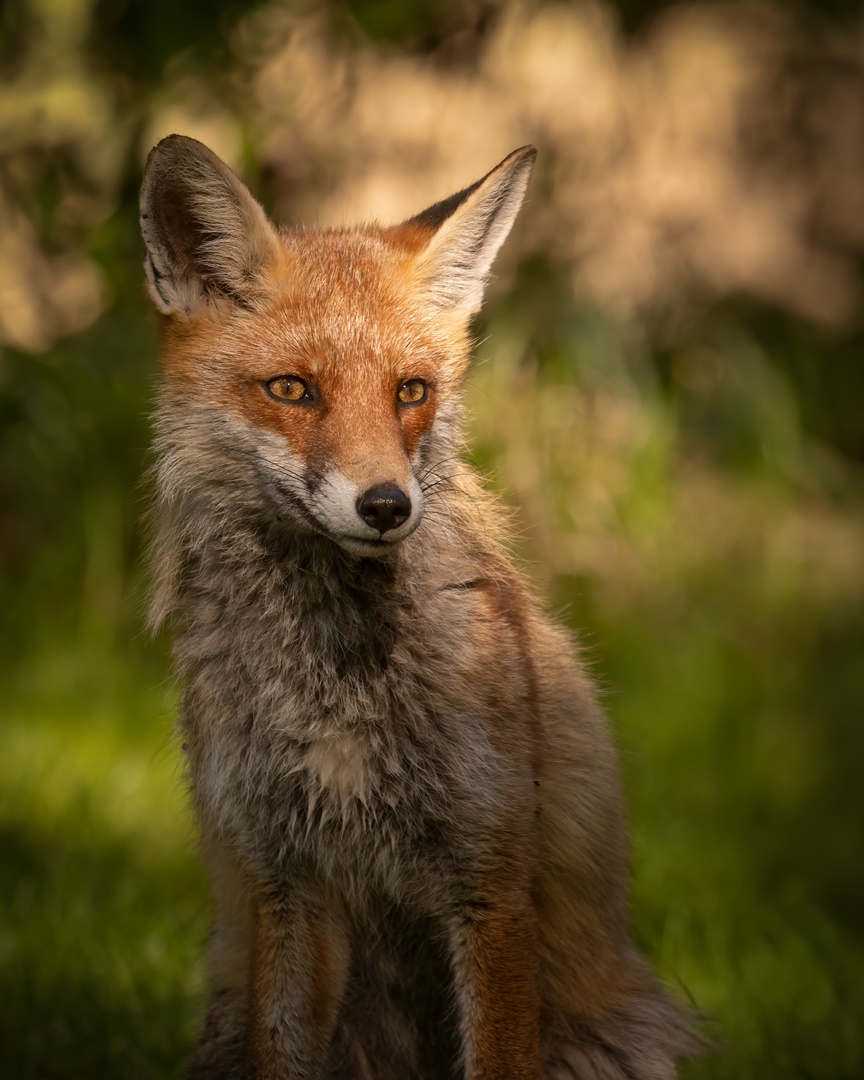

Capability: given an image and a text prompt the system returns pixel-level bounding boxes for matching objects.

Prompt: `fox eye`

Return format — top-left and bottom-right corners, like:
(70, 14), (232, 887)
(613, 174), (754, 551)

(263, 376), (315, 404)
(397, 379), (428, 405)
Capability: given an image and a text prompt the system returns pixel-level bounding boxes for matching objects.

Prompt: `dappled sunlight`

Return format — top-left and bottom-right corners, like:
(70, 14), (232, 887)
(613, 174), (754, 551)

(0, 0), (115, 350)
(0, 189), (106, 350)
(246, 1), (864, 323)
(4, 1), (864, 349)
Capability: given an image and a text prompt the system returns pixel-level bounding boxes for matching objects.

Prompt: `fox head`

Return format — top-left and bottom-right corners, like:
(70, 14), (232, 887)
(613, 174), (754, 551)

(141, 136), (535, 558)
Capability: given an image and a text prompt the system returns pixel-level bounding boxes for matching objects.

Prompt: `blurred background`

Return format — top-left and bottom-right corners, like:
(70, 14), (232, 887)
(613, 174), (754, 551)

(2, 0), (863, 1075)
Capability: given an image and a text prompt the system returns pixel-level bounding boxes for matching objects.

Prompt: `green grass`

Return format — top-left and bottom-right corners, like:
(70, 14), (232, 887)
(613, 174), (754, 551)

(588, 580), (864, 1079)
(0, 648), (207, 1078)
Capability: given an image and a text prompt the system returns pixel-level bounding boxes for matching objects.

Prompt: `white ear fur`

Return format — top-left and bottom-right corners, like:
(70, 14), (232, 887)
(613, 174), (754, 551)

(140, 135), (281, 316)
(410, 146), (536, 315)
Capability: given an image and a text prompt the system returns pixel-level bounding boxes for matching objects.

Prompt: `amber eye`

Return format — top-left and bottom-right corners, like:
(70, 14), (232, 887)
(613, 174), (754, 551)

(397, 379), (428, 405)
(263, 376), (315, 404)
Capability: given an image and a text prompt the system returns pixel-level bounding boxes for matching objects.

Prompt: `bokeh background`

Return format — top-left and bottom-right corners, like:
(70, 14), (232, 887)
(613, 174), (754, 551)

(2, 0), (864, 1075)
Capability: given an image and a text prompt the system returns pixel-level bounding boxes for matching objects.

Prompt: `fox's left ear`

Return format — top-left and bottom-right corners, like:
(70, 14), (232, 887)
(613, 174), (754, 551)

(140, 135), (281, 317)
(399, 145), (536, 316)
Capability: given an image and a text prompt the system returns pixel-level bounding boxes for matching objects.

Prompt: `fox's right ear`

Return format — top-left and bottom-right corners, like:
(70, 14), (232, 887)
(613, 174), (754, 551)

(140, 135), (281, 317)
(397, 145), (537, 317)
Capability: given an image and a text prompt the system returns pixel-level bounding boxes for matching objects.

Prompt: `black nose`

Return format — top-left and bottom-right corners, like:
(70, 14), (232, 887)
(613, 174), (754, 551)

(357, 484), (411, 534)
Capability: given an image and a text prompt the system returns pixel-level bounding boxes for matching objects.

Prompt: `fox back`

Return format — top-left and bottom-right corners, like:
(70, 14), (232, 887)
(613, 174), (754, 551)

(141, 136), (696, 1080)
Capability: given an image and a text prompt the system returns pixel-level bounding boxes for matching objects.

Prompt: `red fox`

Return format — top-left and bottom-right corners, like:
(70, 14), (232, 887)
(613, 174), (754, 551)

(140, 135), (697, 1080)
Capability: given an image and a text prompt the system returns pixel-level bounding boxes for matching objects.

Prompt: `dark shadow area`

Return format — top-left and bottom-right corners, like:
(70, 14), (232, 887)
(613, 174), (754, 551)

(0, 819), (207, 1078)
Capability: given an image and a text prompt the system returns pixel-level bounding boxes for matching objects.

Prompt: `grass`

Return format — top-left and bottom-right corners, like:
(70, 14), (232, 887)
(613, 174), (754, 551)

(592, 580), (864, 1079)
(0, 648), (206, 1078)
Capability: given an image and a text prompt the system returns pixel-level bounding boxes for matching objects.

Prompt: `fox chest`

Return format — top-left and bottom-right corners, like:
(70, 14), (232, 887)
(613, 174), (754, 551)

(177, 559), (535, 895)
(180, 623), (505, 891)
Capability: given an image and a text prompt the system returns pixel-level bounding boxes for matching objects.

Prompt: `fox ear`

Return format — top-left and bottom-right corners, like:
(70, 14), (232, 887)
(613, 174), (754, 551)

(404, 145), (536, 316)
(140, 135), (281, 316)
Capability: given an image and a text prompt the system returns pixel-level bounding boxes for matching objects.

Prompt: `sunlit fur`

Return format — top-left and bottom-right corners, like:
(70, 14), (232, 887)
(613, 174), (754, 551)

(141, 135), (698, 1080)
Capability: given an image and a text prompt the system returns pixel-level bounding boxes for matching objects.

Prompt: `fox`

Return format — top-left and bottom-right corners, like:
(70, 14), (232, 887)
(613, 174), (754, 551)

(140, 134), (697, 1080)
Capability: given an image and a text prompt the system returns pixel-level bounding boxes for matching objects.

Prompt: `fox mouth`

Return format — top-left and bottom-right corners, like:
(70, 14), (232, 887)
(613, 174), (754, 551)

(288, 501), (420, 556)
(334, 521), (420, 557)
(337, 535), (398, 556)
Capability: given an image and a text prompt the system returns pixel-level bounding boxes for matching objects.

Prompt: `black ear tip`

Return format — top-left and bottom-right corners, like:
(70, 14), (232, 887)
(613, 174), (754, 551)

(493, 145), (537, 179)
(144, 135), (183, 175)
(511, 144), (538, 167)
(157, 133), (203, 149)
(145, 134), (216, 175)
(503, 144), (537, 158)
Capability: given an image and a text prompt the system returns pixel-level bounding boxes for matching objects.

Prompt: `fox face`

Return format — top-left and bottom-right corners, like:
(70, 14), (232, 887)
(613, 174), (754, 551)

(151, 229), (459, 557)
(141, 137), (535, 556)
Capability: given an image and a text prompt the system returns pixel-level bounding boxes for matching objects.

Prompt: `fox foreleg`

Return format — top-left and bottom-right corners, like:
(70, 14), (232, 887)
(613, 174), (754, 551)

(248, 881), (351, 1080)
(450, 893), (542, 1080)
